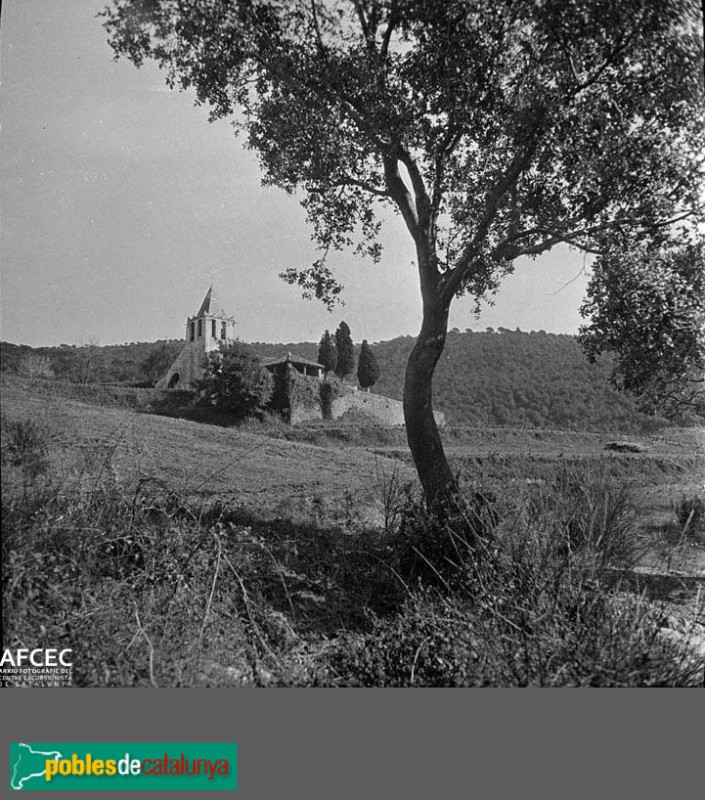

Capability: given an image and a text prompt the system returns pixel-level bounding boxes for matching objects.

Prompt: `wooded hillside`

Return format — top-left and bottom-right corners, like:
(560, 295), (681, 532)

(3, 330), (696, 431)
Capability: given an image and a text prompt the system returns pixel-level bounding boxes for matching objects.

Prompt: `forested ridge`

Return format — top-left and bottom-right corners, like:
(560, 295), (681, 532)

(5, 330), (694, 431)
(255, 330), (680, 431)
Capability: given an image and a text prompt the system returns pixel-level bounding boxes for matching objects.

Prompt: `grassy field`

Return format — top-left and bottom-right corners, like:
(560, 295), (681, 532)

(2, 374), (704, 687)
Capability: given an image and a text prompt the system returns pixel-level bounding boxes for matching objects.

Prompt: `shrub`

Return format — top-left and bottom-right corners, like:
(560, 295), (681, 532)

(321, 472), (702, 687)
(523, 466), (640, 572)
(394, 488), (499, 589)
(325, 578), (702, 687)
(285, 368), (321, 410)
(1, 417), (50, 483)
(17, 354), (54, 379)
(198, 342), (273, 419)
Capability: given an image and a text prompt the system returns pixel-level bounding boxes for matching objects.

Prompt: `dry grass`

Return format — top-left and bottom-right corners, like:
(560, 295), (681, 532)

(2, 373), (704, 687)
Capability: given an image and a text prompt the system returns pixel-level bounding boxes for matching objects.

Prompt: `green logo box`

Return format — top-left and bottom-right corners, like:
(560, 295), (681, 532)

(10, 742), (237, 791)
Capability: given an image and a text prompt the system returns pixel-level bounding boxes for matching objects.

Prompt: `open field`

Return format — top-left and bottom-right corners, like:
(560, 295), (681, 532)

(2, 374), (704, 686)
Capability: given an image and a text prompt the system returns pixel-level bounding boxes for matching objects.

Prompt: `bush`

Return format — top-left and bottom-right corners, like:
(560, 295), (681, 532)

(17, 354), (54, 379)
(523, 466), (640, 571)
(394, 488), (499, 589)
(285, 368), (322, 410)
(325, 579), (701, 687)
(321, 472), (701, 687)
(1, 417), (50, 483)
(198, 342), (273, 419)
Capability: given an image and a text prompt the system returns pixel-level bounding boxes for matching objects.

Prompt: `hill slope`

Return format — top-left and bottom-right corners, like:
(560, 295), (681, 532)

(254, 331), (667, 431)
(3, 330), (693, 431)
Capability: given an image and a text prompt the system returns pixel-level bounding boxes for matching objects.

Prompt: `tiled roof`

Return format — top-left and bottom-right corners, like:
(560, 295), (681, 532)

(262, 352), (324, 369)
(194, 285), (230, 319)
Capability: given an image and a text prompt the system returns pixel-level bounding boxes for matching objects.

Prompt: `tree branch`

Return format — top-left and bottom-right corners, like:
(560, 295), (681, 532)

(501, 210), (698, 260)
(396, 145), (432, 230)
(310, 174), (389, 198)
(562, 30), (635, 95)
(383, 155), (420, 236)
(309, 0), (325, 55)
(379, 3), (399, 61)
(352, 0), (376, 54)
(439, 143), (539, 304)
(431, 123), (464, 220)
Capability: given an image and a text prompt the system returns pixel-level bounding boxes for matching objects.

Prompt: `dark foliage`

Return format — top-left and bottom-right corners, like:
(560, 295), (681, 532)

(141, 341), (183, 385)
(334, 321), (355, 379)
(0, 339), (182, 386)
(357, 340), (381, 390)
(579, 238), (705, 417)
(317, 330), (337, 375)
(197, 342), (273, 420)
(250, 330), (700, 431)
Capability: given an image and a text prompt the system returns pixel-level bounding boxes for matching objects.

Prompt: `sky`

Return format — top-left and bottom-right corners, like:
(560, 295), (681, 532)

(1, 0), (591, 349)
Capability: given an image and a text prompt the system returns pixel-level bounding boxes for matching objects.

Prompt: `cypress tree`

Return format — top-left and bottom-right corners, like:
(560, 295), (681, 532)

(357, 340), (380, 391)
(334, 321), (355, 379)
(317, 330), (337, 375)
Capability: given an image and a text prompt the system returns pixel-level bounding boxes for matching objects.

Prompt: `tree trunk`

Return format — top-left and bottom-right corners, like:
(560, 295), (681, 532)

(403, 286), (456, 508)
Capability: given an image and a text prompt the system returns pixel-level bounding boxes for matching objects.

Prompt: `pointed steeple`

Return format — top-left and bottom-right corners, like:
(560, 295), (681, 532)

(155, 285), (237, 389)
(195, 285), (228, 319)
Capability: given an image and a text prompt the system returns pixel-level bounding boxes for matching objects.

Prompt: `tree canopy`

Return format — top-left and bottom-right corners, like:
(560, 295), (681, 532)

(103, 0), (705, 506)
(317, 329), (338, 374)
(198, 341), (273, 418)
(579, 236), (705, 417)
(334, 321), (355, 378)
(357, 339), (381, 390)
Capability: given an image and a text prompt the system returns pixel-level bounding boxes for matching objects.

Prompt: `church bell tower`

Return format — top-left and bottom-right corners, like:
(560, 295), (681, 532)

(155, 286), (236, 390)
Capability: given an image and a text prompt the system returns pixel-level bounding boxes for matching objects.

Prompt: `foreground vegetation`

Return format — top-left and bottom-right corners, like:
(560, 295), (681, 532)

(2, 376), (703, 687)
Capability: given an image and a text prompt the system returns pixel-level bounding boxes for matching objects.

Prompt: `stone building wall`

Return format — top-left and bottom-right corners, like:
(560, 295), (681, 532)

(155, 342), (208, 390)
(289, 402), (327, 425)
(289, 388), (445, 428)
(330, 391), (406, 425)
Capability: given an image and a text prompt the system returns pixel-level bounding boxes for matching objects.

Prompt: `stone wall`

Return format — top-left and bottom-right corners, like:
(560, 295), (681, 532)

(155, 343), (208, 390)
(289, 387), (445, 428)
(332, 390), (445, 427)
(331, 390), (405, 425)
(289, 402), (327, 426)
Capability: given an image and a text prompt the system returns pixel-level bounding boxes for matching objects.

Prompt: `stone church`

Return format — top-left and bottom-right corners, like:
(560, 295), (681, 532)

(155, 286), (236, 390)
(157, 286), (442, 427)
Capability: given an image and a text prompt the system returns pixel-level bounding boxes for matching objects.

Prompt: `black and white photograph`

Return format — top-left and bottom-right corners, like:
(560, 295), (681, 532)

(2, 0), (704, 698)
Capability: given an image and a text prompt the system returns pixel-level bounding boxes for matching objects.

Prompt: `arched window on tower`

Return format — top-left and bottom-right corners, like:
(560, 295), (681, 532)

(197, 319), (202, 338)
(189, 322), (195, 341)
(211, 320), (216, 338)
(221, 322), (227, 340)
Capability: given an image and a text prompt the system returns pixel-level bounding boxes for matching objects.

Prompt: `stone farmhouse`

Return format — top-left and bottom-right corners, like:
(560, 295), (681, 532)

(157, 287), (443, 427)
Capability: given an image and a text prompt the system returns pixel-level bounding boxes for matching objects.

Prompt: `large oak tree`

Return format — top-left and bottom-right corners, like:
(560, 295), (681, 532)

(103, 0), (704, 507)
